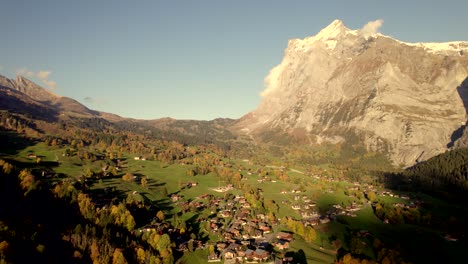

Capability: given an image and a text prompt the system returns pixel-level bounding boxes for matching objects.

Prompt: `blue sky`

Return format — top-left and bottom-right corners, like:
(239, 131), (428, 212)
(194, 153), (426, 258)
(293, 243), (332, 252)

(1, 0), (467, 120)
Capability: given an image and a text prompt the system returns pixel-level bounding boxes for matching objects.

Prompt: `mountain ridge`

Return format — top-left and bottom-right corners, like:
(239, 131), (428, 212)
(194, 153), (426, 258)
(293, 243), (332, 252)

(236, 20), (468, 166)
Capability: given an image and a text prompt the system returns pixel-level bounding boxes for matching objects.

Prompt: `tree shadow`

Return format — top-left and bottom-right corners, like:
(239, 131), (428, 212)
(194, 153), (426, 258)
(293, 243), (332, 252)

(0, 129), (39, 155)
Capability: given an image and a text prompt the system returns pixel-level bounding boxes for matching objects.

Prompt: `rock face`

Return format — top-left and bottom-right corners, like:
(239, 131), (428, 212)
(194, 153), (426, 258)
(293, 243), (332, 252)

(237, 20), (468, 166)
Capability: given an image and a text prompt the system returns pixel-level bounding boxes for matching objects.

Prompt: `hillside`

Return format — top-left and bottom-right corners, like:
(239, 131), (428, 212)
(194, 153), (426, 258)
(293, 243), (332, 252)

(0, 75), (237, 147)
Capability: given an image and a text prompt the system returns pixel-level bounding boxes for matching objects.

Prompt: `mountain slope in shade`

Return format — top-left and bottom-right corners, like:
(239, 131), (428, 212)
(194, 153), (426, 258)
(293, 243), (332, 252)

(0, 75), (98, 116)
(236, 20), (468, 166)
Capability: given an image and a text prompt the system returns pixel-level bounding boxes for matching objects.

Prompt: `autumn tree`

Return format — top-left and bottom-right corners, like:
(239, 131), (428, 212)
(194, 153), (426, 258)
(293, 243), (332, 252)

(112, 248), (127, 264)
(122, 173), (135, 182)
(156, 210), (165, 222)
(136, 248), (146, 264)
(141, 176), (148, 189)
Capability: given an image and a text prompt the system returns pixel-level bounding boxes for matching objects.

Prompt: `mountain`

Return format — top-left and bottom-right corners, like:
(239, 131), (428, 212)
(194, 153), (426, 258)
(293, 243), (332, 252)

(0, 74), (236, 146)
(236, 19), (468, 166)
(0, 75), (98, 117)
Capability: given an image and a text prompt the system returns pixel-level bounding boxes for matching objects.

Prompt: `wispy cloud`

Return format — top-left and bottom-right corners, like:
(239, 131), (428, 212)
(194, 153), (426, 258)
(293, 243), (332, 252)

(84, 96), (106, 106)
(16, 68), (57, 90)
(84, 96), (95, 104)
(360, 19), (384, 39)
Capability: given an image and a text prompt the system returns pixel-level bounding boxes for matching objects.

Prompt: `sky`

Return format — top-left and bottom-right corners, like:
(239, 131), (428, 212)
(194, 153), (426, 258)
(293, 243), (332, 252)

(1, 0), (467, 120)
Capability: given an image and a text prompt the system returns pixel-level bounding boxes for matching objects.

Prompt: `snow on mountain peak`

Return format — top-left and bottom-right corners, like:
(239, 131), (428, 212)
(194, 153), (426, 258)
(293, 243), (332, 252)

(289, 19), (358, 52)
(314, 19), (347, 40)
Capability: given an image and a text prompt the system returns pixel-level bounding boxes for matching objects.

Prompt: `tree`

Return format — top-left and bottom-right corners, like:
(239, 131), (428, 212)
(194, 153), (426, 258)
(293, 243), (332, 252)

(187, 239), (194, 252)
(367, 191), (377, 202)
(141, 176), (148, 189)
(90, 240), (100, 264)
(304, 226), (317, 242)
(136, 248), (146, 264)
(112, 248), (127, 264)
(122, 173), (135, 182)
(156, 210), (165, 222)
(84, 167), (94, 178)
(208, 244), (215, 255)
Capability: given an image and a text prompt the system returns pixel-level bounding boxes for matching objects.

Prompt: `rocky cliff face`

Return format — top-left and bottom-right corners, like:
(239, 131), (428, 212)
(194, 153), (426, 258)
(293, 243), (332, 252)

(237, 20), (468, 166)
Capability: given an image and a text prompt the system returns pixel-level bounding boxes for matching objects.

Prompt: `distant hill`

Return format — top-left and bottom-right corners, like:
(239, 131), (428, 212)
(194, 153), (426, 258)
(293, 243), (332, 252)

(0, 74), (237, 146)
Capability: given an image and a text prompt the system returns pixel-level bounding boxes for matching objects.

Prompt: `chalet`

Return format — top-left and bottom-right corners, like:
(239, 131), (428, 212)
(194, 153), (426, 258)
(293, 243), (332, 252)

(277, 232), (293, 241)
(253, 249), (269, 261)
(223, 249), (236, 260)
(220, 210), (232, 218)
(259, 225), (271, 234)
(171, 194), (182, 202)
(186, 181), (198, 187)
(291, 205), (301, 210)
(244, 249), (255, 260)
(217, 242), (227, 250)
(275, 239), (290, 250)
(252, 229), (263, 239)
(236, 247), (247, 258)
(208, 252), (221, 262)
(277, 257), (294, 264)
(27, 153), (37, 158)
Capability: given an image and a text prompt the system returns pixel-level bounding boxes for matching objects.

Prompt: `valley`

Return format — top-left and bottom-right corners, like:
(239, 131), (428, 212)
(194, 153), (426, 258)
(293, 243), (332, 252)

(1, 17), (468, 264)
(1, 117), (467, 263)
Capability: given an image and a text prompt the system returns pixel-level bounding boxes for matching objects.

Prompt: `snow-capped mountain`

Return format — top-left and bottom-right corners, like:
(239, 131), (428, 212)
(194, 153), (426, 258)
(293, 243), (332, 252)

(237, 19), (468, 166)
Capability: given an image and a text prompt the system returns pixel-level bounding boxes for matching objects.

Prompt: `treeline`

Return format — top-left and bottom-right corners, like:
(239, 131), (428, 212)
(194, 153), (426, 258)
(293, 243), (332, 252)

(405, 148), (468, 190)
(381, 148), (468, 199)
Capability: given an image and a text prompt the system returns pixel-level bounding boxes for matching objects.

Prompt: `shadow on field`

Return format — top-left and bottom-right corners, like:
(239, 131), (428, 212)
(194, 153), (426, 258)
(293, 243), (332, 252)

(0, 129), (39, 155)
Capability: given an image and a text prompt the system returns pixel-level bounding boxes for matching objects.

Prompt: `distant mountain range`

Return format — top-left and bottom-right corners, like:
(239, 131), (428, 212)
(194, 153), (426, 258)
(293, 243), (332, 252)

(236, 19), (468, 166)
(1, 19), (468, 166)
(0, 74), (236, 146)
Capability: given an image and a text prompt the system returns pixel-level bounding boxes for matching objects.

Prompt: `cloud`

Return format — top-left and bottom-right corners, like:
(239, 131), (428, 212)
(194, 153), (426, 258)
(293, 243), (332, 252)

(261, 59), (288, 97)
(360, 19), (384, 39)
(84, 96), (95, 103)
(84, 96), (106, 106)
(16, 68), (57, 90)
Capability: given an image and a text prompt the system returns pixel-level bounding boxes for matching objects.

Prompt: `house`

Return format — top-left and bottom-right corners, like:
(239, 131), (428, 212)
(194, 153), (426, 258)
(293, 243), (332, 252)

(171, 194), (182, 202)
(134, 156), (141, 160)
(27, 153), (37, 158)
(208, 252), (221, 262)
(277, 232), (293, 241)
(275, 239), (290, 250)
(244, 249), (255, 260)
(291, 205), (301, 210)
(223, 249), (236, 260)
(252, 229), (263, 239)
(253, 249), (269, 260)
(220, 210), (232, 218)
(259, 225), (271, 234)
(216, 242), (227, 250)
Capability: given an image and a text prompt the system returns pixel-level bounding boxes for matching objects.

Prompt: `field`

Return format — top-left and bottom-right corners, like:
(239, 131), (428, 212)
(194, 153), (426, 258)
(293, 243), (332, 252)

(5, 141), (467, 264)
